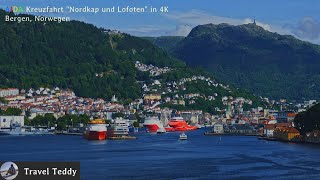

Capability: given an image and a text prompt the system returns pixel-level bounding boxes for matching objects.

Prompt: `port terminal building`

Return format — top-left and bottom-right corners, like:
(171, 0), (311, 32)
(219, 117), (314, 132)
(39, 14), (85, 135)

(0, 116), (24, 128)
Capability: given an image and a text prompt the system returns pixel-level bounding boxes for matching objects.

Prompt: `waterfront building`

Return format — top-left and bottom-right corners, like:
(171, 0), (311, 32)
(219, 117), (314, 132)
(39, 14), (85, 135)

(263, 124), (276, 137)
(0, 116), (24, 128)
(273, 127), (300, 141)
(224, 124), (257, 135)
(213, 124), (224, 134)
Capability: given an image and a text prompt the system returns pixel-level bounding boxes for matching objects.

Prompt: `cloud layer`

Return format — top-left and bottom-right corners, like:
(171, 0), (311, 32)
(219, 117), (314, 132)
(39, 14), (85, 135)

(288, 17), (320, 43)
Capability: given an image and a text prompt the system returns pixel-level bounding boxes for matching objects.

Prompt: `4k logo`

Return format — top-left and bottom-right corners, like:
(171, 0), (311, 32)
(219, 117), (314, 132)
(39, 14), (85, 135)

(160, 6), (169, 13)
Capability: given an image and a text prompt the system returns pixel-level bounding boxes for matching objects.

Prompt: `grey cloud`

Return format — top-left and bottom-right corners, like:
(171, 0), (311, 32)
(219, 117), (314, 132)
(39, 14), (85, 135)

(288, 17), (320, 41)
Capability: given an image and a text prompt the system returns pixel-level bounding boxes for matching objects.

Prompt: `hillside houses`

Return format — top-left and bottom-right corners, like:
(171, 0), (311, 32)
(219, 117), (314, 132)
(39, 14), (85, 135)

(135, 61), (172, 76)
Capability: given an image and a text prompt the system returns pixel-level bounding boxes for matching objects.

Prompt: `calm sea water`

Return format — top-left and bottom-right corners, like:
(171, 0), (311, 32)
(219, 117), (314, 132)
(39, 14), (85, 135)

(0, 129), (320, 180)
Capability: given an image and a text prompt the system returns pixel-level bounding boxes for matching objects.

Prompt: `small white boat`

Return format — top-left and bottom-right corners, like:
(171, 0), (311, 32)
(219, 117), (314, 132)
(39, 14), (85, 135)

(179, 133), (187, 140)
(195, 124), (202, 129)
(157, 127), (166, 134)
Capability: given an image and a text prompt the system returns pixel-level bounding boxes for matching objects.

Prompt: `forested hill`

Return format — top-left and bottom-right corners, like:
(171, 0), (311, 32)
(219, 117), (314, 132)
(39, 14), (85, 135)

(172, 23), (320, 100)
(0, 10), (183, 100)
(0, 10), (264, 112)
(142, 36), (184, 52)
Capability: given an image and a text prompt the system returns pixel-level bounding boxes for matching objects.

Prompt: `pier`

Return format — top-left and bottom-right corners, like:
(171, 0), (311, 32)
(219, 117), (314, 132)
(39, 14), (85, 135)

(54, 131), (82, 136)
(257, 136), (320, 145)
(108, 136), (137, 140)
(204, 132), (258, 136)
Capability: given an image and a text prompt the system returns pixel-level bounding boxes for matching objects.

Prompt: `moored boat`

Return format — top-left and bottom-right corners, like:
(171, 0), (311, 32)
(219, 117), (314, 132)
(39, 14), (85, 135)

(168, 117), (198, 131)
(107, 117), (129, 137)
(83, 119), (107, 140)
(143, 116), (164, 132)
(0, 124), (53, 136)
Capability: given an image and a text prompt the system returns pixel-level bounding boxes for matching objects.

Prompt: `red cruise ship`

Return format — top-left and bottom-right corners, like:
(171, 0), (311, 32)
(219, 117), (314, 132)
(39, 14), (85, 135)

(83, 119), (107, 140)
(165, 117), (198, 131)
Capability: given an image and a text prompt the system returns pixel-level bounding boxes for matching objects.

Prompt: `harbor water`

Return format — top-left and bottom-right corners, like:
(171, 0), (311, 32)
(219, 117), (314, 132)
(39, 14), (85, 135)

(0, 129), (320, 180)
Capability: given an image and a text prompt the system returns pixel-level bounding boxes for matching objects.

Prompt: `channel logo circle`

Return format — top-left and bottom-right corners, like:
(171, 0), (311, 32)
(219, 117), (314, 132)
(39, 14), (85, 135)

(0, 162), (19, 180)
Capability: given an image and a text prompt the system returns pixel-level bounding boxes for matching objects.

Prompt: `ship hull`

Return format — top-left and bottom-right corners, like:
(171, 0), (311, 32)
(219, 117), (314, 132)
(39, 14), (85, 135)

(165, 127), (175, 132)
(84, 131), (107, 140)
(143, 124), (160, 132)
(168, 119), (198, 132)
(174, 126), (198, 131)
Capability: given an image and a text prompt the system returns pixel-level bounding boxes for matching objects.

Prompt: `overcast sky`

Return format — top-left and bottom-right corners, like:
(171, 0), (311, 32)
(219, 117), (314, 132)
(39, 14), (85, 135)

(1, 0), (320, 44)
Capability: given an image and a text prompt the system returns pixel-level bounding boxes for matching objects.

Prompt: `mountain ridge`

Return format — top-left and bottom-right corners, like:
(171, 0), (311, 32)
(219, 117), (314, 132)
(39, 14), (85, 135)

(172, 23), (320, 100)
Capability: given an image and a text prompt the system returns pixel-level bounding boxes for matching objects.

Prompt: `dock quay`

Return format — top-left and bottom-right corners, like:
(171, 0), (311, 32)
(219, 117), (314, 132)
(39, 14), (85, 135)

(55, 131), (82, 136)
(257, 136), (277, 141)
(108, 136), (137, 140)
(257, 136), (320, 145)
(204, 132), (258, 136)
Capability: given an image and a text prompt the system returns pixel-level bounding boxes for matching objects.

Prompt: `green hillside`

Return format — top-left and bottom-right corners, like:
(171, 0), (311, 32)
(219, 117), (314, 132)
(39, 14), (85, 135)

(173, 23), (320, 100)
(0, 10), (182, 100)
(0, 11), (265, 113)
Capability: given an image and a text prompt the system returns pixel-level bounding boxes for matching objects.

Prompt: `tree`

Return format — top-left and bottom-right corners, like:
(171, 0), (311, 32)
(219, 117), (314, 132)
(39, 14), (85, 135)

(1, 108), (22, 116)
(29, 114), (56, 127)
(133, 121), (139, 127)
(294, 103), (320, 135)
(294, 112), (306, 134)
(0, 97), (7, 104)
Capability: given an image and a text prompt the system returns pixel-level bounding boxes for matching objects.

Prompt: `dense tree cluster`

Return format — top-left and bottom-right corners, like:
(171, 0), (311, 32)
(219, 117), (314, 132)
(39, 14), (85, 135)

(0, 10), (181, 100)
(294, 103), (320, 135)
(0, 107), (22, 116)
(25, 114), (90, 130)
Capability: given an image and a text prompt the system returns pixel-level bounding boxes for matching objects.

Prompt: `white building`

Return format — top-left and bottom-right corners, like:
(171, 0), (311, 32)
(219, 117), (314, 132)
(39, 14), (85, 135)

(0, 88), (19, 97)
(304, 100), (317, 107)
(29, 108), (54, 119)
(0, 116), (24, 128)
(213, 124), (224, 134)
(264, 124), (276, 137)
